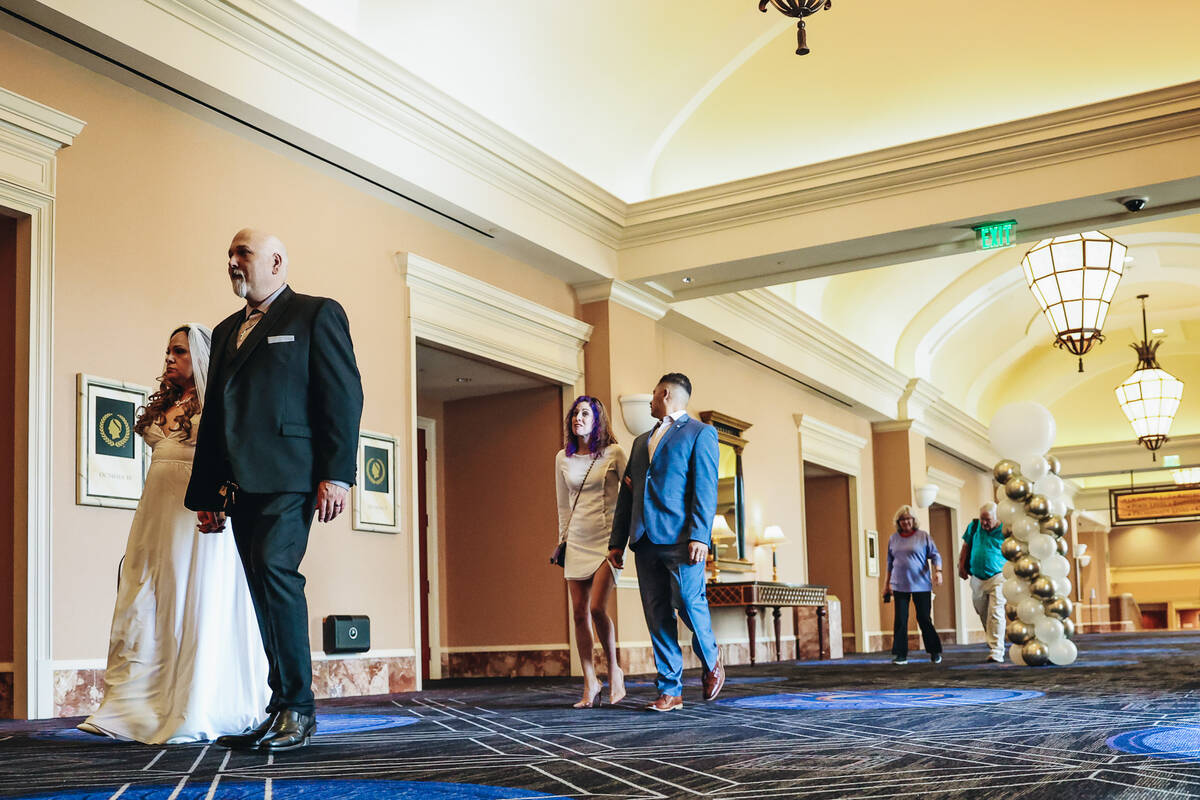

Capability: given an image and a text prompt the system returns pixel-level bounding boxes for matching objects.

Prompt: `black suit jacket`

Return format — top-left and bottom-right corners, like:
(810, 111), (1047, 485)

(185, 286), (364, 510)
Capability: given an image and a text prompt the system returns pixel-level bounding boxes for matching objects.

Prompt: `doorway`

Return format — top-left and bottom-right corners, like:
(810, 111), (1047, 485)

(803, 462), (855, 654)
(927, 503), (956, 642)
(0, 213), (16, 717)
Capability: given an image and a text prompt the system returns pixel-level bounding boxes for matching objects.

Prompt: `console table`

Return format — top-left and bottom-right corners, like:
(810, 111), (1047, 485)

(706, 581), (829, 664)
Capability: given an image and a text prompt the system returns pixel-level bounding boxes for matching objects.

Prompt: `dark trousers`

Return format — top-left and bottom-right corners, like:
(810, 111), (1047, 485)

(231, 491), (316, 715)
(892, 590), (942, 658)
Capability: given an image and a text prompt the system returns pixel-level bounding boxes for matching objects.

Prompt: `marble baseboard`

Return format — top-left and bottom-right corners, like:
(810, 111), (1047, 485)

(52, 654), (416, 717)
(0, 671), (12, 718)
(442, 649), (571, 679)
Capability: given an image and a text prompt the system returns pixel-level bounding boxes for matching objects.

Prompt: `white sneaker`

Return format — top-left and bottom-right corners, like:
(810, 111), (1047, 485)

(892, 656), (908, 665)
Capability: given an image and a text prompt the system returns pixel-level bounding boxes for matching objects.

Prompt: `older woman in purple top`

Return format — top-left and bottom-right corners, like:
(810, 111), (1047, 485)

(884, 505), (944, 665)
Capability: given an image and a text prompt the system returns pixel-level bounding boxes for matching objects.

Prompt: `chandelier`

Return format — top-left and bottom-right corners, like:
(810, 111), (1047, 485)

(1115, 294), (1184, 459)
(1020, 231), (1127, 372)
(759, 0), (833, 55)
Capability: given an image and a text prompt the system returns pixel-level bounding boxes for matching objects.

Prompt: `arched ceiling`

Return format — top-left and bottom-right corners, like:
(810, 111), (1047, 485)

(293, 0), (1200, 202)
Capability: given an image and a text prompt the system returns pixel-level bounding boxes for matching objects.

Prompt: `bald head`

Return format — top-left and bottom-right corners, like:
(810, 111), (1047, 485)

(227, 228), (288, 303)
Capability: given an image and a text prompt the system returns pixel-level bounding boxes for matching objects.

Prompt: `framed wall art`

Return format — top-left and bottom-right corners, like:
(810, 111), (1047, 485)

(353, 430), (399, 532)
(77, 373), (151, 508)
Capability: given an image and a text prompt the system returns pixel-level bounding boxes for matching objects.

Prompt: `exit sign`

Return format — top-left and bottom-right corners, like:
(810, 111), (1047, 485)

(974, 220), (1017, 250)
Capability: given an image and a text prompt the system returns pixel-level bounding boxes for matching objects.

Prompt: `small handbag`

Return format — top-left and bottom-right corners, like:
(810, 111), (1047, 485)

(551, 452), (600, 568)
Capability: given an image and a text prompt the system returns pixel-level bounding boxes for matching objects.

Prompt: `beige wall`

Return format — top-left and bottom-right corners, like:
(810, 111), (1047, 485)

(1109, 522), (1200, 567)
(1, 215), (14, 664)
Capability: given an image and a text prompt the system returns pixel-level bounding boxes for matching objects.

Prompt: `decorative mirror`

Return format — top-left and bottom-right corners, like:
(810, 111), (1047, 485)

(699, 411), (753, 571)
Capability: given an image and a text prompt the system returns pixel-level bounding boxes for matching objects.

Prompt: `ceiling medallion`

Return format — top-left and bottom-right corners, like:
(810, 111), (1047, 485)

(1115, 294), (1184, 460)
(758, 0), (833, 56)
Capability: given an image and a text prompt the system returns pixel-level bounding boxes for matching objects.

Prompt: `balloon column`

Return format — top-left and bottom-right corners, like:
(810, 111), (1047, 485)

(988, 403), (1078, 667)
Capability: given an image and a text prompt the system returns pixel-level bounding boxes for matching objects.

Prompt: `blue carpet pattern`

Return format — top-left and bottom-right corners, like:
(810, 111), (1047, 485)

(5, 631), (1200, 798)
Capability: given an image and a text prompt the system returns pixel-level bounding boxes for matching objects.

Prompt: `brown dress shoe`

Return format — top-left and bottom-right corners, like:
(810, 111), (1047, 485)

(644, 694), (683, 712)
(702, 662), (725, 701)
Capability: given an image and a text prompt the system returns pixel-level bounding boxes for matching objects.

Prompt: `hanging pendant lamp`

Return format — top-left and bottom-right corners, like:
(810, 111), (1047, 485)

(1020, 231), (1126, 372)
(1115, 294), (1184, 460)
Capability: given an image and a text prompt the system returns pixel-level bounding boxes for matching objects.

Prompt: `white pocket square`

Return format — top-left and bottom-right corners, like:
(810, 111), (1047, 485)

(267, 335), (295, 344)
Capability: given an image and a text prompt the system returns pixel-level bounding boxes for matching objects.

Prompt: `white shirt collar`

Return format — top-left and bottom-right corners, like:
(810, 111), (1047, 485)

(245, 283), (288, 318)
(659, 409), (687, 426)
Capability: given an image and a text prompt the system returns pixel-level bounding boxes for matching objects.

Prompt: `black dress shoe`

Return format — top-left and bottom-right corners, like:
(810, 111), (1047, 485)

(257, 709), (316, 752)
(215, 712), (278, 750)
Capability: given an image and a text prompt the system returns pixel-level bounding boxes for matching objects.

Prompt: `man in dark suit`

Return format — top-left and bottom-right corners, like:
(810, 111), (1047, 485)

(186, 228), (363, 751)
(609, 372), (724, 712)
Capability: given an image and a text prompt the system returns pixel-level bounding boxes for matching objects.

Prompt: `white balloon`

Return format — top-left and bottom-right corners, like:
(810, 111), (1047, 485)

(1004, 578), (1030, 601)
(1053, 576), (1072, 597)
(1012, 517), (1039, 542)
(1034, 473), (1064, 498)
(1017, 596), (1046, 624)
(989, 402), (1057, 458)
(1002, 561), (1017, 581)
(1023, 456), (1050, 482)
(998, 499), (1025, 525)
(1035, 616), (1065, 644)
(1041, 554), (1070, 579)
(1049, 497), (1069, 519)
(1028, 532), (1056, 561)
(1047, 638), (1078, 666)
(1009, 643), (1027, 665)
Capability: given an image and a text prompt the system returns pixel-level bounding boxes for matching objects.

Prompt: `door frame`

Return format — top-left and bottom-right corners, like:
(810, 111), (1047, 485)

(416, 416), (440, 679)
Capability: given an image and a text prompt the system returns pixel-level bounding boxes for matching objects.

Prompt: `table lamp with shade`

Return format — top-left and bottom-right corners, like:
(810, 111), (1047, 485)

(709, 514), (737, 581)
(758, 525), (786, 582)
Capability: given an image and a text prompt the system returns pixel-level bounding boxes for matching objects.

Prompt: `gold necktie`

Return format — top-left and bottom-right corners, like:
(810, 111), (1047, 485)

(236, 309), (263, 349)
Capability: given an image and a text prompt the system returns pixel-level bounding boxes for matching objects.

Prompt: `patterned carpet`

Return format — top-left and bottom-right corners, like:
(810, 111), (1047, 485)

(4, 631), (1200, 798)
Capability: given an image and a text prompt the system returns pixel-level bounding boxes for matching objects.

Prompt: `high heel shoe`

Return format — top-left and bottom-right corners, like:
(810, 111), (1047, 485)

(572, 686), (602, 709)
(608, 668), (626, 706)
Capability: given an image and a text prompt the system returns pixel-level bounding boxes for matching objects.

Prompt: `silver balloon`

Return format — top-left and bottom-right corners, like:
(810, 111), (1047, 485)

(1061, 617), (1076, 639)
(1055, 536), (1068, 556)
(1005, 477), (1034, 502)
(1046, 454), (1062, 475)
(1041, 515), (1068, 538)
(1025, 494), (1051, 520)
(1014, 555), (1041, 580)
(1044, 595), (1074, 620)
(1021, 640), (1051, 666)
(1029, 576), (1056, 599)
(1007, 619), (1034, 645)
(1005, 603), (1019, 622)
(1001, 538), (1026, 561)
(993, 459), (1020, 485)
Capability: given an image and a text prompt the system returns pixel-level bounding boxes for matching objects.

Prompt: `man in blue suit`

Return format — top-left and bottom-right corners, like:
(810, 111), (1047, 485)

(609, 373), (724, 711)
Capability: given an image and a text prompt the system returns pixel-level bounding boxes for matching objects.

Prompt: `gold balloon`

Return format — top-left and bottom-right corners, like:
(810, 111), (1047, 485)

(1014, 555), (1041, 580)
(1005, 477), (1034, 502)
(1007, 619), (1034, 645)
(1046, 455), (1062, 475)
(1001, 538), (1026, 561)
(1025, 494), (1051, 520)
(1055, 537), (1068, 556)
(993, 459), (1020, 485)
(1040, 516), (1067, 538)
(1030, 576), (1056, 599)
(1061, 617), (1075, 639)
(1005, 603), (1019, 622)
(1021, 640), (1051, 666)
(1002, 523), (1014, 539)
(1044, 595), (1073, 619)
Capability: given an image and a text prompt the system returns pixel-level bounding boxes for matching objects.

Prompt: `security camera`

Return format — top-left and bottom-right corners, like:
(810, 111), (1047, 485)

(1120, 196), (1148, 213)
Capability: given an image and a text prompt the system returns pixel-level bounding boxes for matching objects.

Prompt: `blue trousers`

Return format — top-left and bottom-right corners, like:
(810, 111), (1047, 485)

(634, 542), (719, 696)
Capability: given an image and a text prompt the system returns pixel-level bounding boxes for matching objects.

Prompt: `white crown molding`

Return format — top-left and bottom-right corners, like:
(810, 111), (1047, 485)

(796, 414), (867, 477)
(0, 86), (85, 148)
(1053, 434), (1200, 478)
(926, 467), (966, 510)
(397, 252), (592, 387)
(898, 378), (942, 424)
(922, 398), (995, 470)
(872, 419), (931, 437)
(573, 279), (669, 321)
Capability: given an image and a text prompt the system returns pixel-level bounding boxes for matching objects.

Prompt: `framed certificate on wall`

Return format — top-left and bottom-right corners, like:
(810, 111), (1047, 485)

(353, 430), (400, 532)
(77, 373), (151, 508)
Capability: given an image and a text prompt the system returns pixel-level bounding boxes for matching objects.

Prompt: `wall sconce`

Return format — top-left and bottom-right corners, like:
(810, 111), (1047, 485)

(1075, 542), (1091, 569)
(709, 514), (737, 581)
(914, 484), (939, 509)
(757, 524), (786, 582)
(618, 394), (656, 436)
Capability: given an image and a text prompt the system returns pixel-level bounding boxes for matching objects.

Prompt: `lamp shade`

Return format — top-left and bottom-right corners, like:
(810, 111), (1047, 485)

(1021, 231), (1126, 365)
(759, 524), (785, 544)
(1116, 355), (1184, 453)
(618, 394), (656, 436)
(711, 514), (736, 543)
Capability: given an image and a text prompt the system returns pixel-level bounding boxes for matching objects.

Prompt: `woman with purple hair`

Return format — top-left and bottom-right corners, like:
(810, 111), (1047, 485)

(553, 396), (628, 707)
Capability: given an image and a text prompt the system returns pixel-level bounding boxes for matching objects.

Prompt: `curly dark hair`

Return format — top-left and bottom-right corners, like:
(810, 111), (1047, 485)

(563, 395), (615, 456)
(134, 325), (202, 440)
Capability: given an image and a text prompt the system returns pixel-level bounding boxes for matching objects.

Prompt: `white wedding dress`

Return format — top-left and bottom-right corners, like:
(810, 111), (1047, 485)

(82, 417), (269, 744)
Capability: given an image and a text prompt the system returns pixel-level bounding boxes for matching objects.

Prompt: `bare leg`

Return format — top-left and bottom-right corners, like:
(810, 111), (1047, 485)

(589, 563), (624, 704)
(568, 577), (601, 707)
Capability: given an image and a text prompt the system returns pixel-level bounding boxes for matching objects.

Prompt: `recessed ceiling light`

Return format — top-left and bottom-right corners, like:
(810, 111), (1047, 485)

(1152, 328), (1165, 335)
(681, 276), (693, 285)
(455, 377), (472, 383)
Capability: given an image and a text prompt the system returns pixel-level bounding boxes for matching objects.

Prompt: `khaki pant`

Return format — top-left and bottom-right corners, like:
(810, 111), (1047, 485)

(970, 574), (1006, 661)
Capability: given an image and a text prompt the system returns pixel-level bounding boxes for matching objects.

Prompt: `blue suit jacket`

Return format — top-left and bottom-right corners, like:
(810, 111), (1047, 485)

(609, 414), (719, 551)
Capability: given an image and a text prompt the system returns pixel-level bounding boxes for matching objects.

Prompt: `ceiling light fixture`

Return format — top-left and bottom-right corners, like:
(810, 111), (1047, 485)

(758, 0), (832, 56)
(1115, 294), (1184, 460)
(1020, 230), (1126, 372)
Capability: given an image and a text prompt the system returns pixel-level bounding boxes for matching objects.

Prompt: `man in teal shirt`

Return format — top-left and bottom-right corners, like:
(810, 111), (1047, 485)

(957, 502), (1007, 663)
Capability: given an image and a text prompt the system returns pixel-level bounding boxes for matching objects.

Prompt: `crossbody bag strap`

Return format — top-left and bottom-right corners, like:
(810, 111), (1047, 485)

(561, 450), (601, 543)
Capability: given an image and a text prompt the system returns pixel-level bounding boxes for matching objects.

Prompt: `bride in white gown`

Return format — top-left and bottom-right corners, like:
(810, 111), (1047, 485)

(79, 323), (269, 744)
